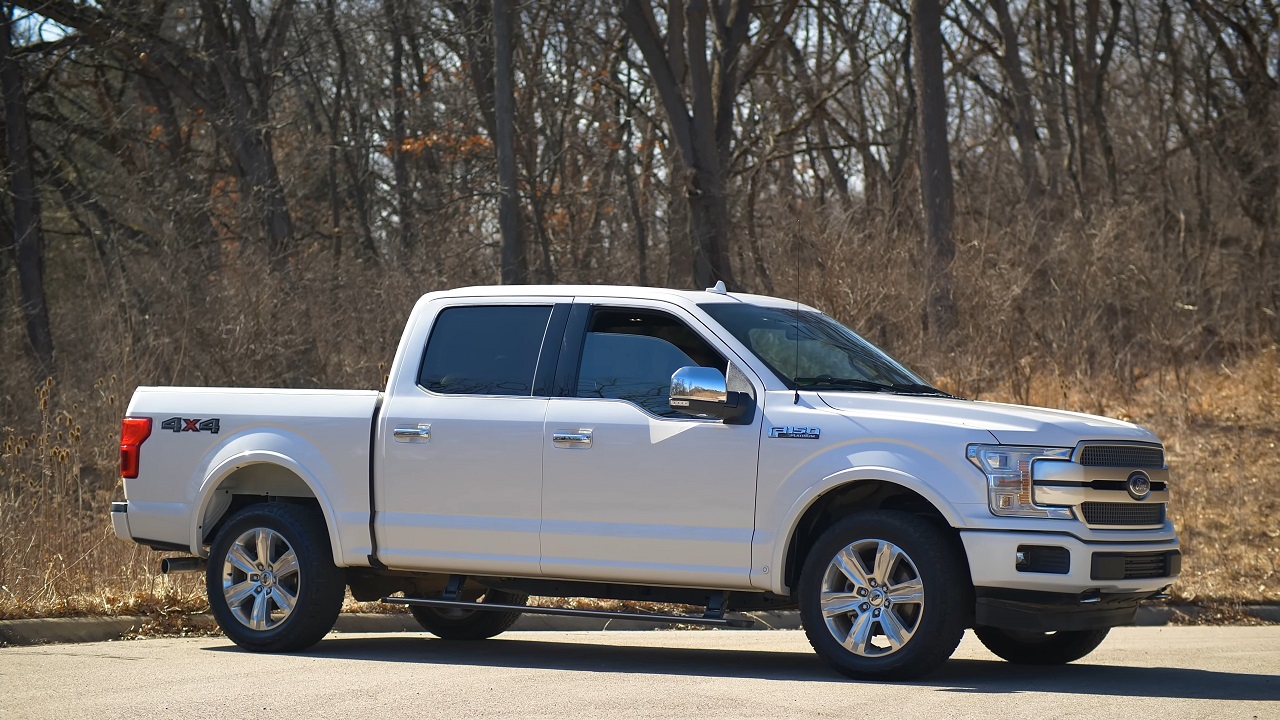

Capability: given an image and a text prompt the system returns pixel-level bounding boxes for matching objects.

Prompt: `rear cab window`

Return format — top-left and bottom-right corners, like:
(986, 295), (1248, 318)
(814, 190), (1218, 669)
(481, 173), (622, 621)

(418, 305), (554, 396)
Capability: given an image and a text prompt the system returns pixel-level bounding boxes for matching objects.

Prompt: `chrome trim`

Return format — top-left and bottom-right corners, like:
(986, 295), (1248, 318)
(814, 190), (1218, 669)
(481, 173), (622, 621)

(670, 366), (728, 404)
(552, 429), (593, 448)
(392, 423), (432, 443)
(1031, 461), (1170, 506)
(1033, 459), (1169, 528)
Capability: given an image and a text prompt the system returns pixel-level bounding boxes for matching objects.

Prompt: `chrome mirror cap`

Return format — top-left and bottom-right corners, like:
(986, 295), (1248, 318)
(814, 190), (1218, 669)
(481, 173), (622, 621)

(670, 366), (729, 405)
(670, 366), (749, 422)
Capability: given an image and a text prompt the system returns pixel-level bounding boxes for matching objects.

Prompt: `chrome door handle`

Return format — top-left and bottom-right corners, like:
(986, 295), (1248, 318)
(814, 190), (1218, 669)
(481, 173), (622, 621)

(393, 424), (432, 443)
(552, 429), (592, 448)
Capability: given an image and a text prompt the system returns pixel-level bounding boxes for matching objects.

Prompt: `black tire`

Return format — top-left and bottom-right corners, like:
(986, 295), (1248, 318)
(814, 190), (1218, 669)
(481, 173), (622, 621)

(798, 510), (968, 681)
(409, 588), (528, 640)
(975, 626), (1111, 665)
(206, 503), (345, 652)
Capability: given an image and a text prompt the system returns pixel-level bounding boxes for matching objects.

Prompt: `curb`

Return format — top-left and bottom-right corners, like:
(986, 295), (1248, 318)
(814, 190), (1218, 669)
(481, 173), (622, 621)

(1, 605), (1275, 648)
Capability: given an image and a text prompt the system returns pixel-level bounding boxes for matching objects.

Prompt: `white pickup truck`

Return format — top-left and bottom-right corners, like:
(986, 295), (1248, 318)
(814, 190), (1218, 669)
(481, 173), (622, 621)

(111, 284), (1179, 679)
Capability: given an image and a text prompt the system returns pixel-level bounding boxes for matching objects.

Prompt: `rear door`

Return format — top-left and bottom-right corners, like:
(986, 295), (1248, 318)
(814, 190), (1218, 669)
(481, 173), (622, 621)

(376, 297), (570, 576)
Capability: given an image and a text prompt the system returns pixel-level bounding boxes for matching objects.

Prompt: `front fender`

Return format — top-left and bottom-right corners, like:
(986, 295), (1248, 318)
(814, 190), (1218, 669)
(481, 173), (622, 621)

(758, 464), (969, 596)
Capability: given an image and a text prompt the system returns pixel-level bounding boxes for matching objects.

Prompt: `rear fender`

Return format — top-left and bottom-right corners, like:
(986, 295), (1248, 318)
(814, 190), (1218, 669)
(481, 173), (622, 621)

(190, 433), (344, 567)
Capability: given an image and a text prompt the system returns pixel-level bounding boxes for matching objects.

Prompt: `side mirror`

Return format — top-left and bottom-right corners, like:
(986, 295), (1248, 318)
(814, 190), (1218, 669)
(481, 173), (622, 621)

(669, 366), (748, 422)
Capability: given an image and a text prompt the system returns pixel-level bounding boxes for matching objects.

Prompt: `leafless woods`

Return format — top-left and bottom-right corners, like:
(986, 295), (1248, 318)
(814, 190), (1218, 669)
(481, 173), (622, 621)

(1, 0), (1276, 396)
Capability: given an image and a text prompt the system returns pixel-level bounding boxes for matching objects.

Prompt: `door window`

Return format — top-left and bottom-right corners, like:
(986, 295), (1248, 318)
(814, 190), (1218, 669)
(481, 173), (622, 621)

(575, 308), (725, 417)
(418, 305), (553, 396)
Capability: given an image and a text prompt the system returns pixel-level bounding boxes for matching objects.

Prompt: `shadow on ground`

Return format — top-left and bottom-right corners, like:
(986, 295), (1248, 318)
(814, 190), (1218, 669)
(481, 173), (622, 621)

(205, 635), (1279, 700)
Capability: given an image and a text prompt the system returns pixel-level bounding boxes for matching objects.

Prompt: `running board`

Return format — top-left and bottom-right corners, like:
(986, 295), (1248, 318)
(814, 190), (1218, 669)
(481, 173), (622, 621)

(380, 597), (755, 628)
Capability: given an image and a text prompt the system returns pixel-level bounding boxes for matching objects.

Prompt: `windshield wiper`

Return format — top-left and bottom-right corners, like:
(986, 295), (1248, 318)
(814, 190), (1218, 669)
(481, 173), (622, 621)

(890, 383), (958, 399)
(794, 377), (957, 398)
(794, 377), (897, 392)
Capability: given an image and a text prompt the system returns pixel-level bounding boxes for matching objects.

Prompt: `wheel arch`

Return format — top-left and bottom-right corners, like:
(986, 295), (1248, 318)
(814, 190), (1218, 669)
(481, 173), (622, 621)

(192, 451), (342, 567)
(776, 470), (968, 596)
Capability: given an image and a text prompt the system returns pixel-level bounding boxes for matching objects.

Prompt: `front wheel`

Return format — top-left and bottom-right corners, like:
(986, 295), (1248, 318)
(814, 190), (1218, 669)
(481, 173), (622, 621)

(798, 510), (968, 681)
(975, 626), (1111, 665)
(206, 503), (345, 652)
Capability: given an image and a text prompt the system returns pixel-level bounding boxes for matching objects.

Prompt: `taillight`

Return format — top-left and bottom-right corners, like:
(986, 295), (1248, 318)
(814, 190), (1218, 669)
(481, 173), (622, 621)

(120, 417), (152, 479)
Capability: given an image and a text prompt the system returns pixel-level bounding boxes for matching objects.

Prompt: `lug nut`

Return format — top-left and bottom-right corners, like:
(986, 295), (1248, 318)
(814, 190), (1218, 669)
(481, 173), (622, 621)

(257, 563), (264, 571)
(857, 588), (868, 597)
(253, 586), (262, 594)
(873, 609), (881, 617)
(869, 579), (877, 587)
(860, 603), (870, 611)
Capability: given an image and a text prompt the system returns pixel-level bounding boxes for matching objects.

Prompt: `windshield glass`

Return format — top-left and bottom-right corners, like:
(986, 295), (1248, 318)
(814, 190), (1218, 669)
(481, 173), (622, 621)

(700, 303), (931, 391)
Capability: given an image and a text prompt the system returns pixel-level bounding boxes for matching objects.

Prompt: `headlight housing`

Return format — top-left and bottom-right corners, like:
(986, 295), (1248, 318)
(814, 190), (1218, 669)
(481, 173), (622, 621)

(967, 444), (1074, 519)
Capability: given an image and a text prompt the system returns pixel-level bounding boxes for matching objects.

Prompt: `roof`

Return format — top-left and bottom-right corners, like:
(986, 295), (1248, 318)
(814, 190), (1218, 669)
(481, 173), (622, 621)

(432, 284), (819, 311)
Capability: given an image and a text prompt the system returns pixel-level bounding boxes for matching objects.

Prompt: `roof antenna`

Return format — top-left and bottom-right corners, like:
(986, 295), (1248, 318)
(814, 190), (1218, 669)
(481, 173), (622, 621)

(706, 280), (727, 294)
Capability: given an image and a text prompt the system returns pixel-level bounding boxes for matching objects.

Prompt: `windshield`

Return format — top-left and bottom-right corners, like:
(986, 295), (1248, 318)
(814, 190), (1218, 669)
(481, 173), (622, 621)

(700, 303), (937, 393)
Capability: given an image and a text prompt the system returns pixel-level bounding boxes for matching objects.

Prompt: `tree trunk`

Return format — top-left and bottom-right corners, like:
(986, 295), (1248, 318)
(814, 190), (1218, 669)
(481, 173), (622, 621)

(911, 0), (958, 341)
(989, 0), (1044, 202)
(386, 0), (414, 254)
(1, 5), (54, 374)
(493, 0), (526, 283)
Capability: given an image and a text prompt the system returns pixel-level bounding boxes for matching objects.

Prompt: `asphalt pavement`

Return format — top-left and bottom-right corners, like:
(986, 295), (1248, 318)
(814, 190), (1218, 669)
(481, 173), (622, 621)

(1, 627), (1277, 718)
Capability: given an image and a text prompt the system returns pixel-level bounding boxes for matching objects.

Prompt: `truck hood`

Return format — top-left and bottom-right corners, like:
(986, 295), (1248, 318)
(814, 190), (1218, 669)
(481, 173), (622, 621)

(816, 392), (1159, 448)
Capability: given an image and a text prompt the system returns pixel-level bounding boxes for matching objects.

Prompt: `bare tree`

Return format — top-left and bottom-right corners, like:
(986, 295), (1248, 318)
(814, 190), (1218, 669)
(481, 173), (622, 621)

(1, 4), (54, 373)
(493, 0), (526, 284)
(621, 0), (798, 289)
(912, 0), (958, 340)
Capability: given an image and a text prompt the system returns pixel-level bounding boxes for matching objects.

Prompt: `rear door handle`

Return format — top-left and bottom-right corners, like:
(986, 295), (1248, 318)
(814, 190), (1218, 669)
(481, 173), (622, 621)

(393, 424), (432, 443)
(552, 429), (592, 449)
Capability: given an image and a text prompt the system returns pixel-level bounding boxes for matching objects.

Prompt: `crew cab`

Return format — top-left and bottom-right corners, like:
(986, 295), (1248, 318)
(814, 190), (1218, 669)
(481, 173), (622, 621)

(110, 284), (1180, 679)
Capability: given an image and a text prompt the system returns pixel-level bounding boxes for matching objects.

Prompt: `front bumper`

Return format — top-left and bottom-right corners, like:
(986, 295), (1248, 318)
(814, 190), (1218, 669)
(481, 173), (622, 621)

(975, 587), (1168, 631)
(961, 529), (1180, 594)
(110, 501), (132, 541)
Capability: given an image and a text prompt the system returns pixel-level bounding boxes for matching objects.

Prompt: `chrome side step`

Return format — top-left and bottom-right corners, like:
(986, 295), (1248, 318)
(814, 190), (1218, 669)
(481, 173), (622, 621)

(380, 597), (755, 628)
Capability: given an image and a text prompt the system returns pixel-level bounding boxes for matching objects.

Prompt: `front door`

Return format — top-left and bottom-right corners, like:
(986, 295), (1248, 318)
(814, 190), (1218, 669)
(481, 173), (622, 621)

(540, 301), (762, 589)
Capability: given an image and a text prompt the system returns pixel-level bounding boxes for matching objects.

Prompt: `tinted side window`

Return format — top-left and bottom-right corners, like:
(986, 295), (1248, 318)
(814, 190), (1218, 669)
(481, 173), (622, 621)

(575, 308), (725, 417)
(419, 305), (553, 396)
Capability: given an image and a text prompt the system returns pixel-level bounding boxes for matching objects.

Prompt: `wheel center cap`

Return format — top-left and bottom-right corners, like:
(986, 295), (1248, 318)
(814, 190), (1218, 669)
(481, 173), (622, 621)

(261, 571), (275, 588)
(869, 588), (886, 606)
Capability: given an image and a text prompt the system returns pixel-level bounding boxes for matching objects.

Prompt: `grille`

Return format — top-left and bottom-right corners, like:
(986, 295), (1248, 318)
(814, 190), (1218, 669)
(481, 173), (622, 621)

(1081, 501), (1166, 526)
(1079, 445), (1164, 468)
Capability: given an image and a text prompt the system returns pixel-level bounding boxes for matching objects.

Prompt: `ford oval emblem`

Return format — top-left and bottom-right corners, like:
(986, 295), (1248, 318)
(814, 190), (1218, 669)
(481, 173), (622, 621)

(1127, 471), (1152, 501)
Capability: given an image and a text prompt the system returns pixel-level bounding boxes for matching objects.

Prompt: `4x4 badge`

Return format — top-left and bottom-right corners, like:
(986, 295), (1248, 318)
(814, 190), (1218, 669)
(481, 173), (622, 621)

(160, 417), (221, 434)
(769, 426), (820, 439)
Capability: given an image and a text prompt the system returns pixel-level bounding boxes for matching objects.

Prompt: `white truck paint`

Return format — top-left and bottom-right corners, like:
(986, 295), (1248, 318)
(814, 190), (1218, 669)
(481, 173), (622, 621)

(110, 284), (1180, 680)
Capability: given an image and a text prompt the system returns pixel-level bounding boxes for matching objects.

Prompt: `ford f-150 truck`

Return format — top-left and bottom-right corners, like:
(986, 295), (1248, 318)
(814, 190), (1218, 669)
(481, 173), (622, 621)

(110, 284), (1179, 680)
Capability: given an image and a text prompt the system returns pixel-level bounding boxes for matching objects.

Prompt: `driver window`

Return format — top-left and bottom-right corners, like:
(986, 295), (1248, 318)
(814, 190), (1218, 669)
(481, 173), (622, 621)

(576, 308), (726, 417)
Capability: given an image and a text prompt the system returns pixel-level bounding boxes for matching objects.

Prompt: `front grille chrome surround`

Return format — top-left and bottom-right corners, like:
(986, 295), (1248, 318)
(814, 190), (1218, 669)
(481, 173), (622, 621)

(1081, 501), (1166, 526)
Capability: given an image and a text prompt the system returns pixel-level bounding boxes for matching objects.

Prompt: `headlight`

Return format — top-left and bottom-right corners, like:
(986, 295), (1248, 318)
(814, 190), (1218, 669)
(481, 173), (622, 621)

(967, 444), (1074, 519)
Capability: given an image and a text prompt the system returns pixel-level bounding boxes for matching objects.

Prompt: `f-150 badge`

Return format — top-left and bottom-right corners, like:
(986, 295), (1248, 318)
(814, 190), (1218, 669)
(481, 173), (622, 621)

(769, 426), (820, 439)
(160, 417), (221, 434)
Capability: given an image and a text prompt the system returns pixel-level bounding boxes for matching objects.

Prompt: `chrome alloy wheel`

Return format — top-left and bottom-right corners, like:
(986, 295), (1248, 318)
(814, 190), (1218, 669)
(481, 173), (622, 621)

(221, 527), (300, 631)
(819, 539), (926, 657)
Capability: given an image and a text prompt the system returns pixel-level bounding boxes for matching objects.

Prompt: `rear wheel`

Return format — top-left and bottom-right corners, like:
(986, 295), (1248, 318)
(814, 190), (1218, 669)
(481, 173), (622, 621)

(798, 510), (968, 681)
(409, 588), (528, 640)
(975, 626), (1111, 665)
(206, 503), (345, 652)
